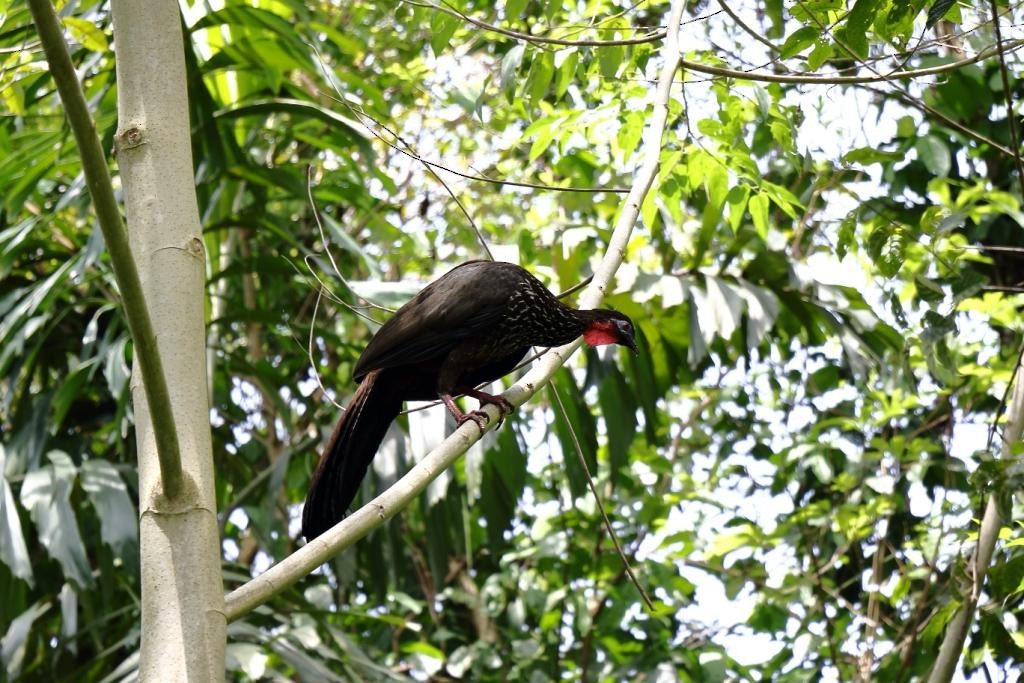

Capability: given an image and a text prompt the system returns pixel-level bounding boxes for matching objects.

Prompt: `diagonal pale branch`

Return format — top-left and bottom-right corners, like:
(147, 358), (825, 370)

(677, 38), (1024, 85)
(927, 371), (1024, 680)
(27, 0), (182, 498)
(223, 0), (689, 624)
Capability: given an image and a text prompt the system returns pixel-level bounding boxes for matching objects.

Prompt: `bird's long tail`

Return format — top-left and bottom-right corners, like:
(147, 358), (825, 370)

(302, 369), (402, 541)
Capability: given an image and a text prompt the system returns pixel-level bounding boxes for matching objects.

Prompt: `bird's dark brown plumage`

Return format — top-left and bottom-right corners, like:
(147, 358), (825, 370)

(302, 260), (636, 541)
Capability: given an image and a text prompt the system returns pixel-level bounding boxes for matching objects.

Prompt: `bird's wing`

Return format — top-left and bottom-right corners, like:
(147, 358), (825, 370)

(353, 261), (517, 380)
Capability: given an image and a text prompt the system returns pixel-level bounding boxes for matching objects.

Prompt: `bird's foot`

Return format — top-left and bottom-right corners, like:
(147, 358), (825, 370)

(443, 391), (514, 430)
(460, 388), (515, 419)
(456, 410), (491, 431)
(442, 394), (491, 431)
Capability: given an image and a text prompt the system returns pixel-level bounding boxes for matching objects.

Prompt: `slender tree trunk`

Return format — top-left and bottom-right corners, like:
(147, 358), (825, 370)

(110, 0), (225, 679)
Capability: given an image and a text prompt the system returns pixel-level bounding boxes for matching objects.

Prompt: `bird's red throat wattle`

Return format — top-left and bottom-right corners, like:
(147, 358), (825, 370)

(583, 320), (619, 347)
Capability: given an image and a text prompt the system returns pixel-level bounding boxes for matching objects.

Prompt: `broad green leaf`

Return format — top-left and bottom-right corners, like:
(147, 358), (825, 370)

(553, 48), (578, 99)
(726, 184), (750, 233)
(524, 51), (555, 109)
(500, 44), (526, 92)
(807, 40), (833, 70)
(779, 27), (820, 59)
(505, 0), (528, 20)
(842, 0), (881, 59)
(916, 134), (951, 177)
(214, 98), (370, 154)
(843, 146), (905, 165)
(429, 11), (459, 56)
(706, 524), (757, 560)
(63, 17), (108, 51)
(81, 459), (138, 559)
(926, 0), (958, 28)
(749, 191), (770, 238)
(597, 44), (623, 79)
(0, 601), (50, 678)
(0, 446), (32, 584)
(528, 117), (560, 162)
(19, 452), (93, 589)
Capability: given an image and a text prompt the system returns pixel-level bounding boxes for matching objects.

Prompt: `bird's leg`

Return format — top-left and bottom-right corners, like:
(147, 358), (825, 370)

(440, 393), (489, 430)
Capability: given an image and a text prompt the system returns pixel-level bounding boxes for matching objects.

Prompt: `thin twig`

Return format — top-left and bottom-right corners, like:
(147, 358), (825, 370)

(556, 275), (593, 299)
(678, 38), (1024, 85)
(311, 49), (492, 260)
(318, 100), (631, 194)
(549, 383), (655, 611)
(988, 0), (1024, 198)
(308, 288), (346, 412)
(796, 5), (1018, 167)
(411, 0), (668, 47)
(305, 167), (396, 314)
(27, 0), (183, 497)
(301, 255), (389, 321)
(716, 0), (779, 53)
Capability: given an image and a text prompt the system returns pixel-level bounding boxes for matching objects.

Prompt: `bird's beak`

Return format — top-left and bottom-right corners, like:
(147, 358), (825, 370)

(613, 319), (639, 355)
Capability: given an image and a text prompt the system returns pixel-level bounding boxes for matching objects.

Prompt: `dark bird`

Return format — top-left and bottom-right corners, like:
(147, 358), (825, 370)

(302, 261), (637, 541)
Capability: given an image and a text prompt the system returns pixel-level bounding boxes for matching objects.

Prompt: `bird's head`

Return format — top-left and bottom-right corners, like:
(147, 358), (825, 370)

(582, 310), (638, 354)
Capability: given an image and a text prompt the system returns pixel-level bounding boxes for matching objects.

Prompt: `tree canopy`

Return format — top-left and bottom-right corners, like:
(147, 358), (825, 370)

(2, 0), (1024, 680)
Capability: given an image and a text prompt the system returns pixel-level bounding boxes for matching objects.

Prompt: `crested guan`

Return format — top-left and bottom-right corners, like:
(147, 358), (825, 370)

(302, 260), (637, 541)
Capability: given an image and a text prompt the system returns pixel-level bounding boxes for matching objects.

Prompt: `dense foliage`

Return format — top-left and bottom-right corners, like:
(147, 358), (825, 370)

(2, 0), (1024, 680)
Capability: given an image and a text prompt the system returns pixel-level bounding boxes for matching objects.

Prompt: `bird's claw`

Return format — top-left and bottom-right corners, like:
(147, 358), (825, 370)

(457, 410), (491, 431)
(487, 396), (515, 417)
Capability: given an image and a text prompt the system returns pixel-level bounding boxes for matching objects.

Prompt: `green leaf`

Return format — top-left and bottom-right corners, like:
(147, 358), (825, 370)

(641, 189), (659, 231)
(19, 452), (93, 589)
(0, 446), (32, 584)
(62, 17), (108, 52)
(726, 185), (750, 233)
(706, 524), (757, 560)
(749, 192), (770, 238)
(916, 134), (951, 177)
(807, 366), (840, 396)
(842, 146), (905, 165)
(524, 51), (555, 109)
(103, 337), (130, 402)
(748, 601), (788, 633)
(779, 27), (820, 59)
(528, 116), (560, 162)
(505, 0), (528, 20)
(429, 11), (459, 55)
(500, 44), (526, 92)
(81, 460), (138, 560)
(837, 214), (856, 260)
(553, 48), (578, 99)
(867, 226), (906, 278)
(926, 0), (957, 28)
(807, 40), (833, 70)
(214, 97), (373, 163)
(1, 601), (51, 678)
(598, 44), (623, 79)
(843, 0), (881, 59)
(921, 311), (959, 385)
